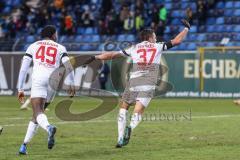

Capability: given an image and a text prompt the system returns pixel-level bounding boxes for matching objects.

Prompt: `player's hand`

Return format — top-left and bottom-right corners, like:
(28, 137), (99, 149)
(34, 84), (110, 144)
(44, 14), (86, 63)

(82, 56), (96, 66)
(67, 86), (75, 98)
(181, 19), (191, 29)
(18, 91), (25, 104)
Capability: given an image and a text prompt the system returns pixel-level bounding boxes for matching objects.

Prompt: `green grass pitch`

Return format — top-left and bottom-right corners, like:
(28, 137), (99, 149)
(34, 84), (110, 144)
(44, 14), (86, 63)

(1, 96), (240, 160)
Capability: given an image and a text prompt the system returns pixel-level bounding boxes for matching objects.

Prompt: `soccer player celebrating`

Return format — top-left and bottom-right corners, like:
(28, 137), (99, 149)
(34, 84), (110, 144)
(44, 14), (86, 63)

(84, 19), (190, 148)
(17, 25), (75, 154)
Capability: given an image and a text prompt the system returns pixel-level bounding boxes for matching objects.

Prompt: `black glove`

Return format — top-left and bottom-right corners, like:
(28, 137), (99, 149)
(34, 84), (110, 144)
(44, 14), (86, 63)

(181, 19), (191, 29)
(82, 56), (96, 66)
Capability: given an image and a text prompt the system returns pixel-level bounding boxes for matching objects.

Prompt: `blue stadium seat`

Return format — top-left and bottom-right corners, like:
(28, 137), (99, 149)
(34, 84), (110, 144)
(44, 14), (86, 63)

(216, 17), (224, 24)
(126, 35), (135, 42)
(91, 35), (100, 42)
(216, 2), (224, 9)
(80, 44), (92, 51)
(165, 3), (172, 9)
(117, 34), (127, 42)
(98, 43), (105, 51)
(234, 25), (240, 32)
(70, 44), (81, 51)
(82, 35), (92, 42)
(187, 43), (196, 50)
(197, 34), (205, 41)
(26, 36), (35, 43)
(234, 9), (240, 16)
(75, 35), (84, 42)
(224, 9), (233, 16)
(171, 18), (181, 25)
(165, 26), (170, 33)
(24, 44), (30, 51)
(189, 26), (197, 33)
(85, 27), (96, 34)
(206, 18), (215, 25)
(225, 1), (234, 8)
(215, 25), (225, 32)
(171, 10), (184, 18)
(178, 43), (187, 50)
(206, 42), (215, 47)
(235, 2), (240, 8)
(64, 36), (76, 43)
(3, 6), (11, 13)
(206, 25), (215, 33)
(77, 27), (84, 34)
(181, 2), (188, 9)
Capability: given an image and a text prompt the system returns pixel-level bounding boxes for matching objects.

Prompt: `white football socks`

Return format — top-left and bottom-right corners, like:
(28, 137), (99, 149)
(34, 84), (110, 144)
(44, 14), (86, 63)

(36, 113), (50, 131)
(23, 121), (39, 144)
(117, 108), (128, 141)
(130, 113), (142, 130)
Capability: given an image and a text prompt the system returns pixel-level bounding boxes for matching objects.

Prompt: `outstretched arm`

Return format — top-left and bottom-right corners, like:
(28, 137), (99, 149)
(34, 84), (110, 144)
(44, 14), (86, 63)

(95, 52), (122, 60)
(82, 51), (122, 65)
(171, 19), (190, 46)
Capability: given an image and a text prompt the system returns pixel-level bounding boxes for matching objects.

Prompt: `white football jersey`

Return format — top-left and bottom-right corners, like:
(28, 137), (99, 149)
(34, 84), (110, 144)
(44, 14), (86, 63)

(25, 39), (67, 80)
(120, 41), (170, 79)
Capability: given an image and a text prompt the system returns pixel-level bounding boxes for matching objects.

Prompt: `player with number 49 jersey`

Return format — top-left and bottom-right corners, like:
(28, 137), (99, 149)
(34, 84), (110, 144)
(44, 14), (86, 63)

(26, 39), (68, 82)
(17, 25), (75, 155)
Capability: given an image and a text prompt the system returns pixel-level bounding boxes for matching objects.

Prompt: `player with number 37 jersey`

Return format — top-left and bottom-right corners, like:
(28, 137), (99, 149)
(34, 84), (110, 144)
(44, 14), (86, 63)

(83, 19), (191, 148)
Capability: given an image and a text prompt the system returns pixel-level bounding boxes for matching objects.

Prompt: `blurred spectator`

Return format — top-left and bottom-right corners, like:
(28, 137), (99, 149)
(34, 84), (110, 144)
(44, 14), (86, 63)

(64, 15), (74, 35)
(101, 0), (113, 18)
(0, 24), (4, 39)
(186, 7), (193, 25)
(197, 0), (207, 25)
(5, 18), (16, 39)
(98, 62), (110, 90)
(135, 0), (144, 11)
(207, 0), (217, 9)
(54, 0), (64, 9)
(98, 19), (106, 35)
(123, 12), (134, 33)
(151, 6), (159, 32)
(159, 4), (167, 23)
(105, 13), (117, 35)
(120, 5), (130, 22)
(135, 10), (144, 31)
(156, 20), (165, 40)
(0, 0), (5, 12)
(81, 8), (94, 27)
(156, 4), (167, 39)
(25, 21), (36, 35)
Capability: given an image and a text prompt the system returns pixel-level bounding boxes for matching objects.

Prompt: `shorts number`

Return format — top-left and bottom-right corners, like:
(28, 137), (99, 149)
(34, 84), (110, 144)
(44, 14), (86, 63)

(36, 46), (57, 65)
(137, 48), (157, 65)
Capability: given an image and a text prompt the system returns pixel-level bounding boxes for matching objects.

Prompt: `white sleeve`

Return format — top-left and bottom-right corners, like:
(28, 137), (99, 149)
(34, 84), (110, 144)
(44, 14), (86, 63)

(17, 56), (32, 91)
(61, 56), (74, 86)
(119, 46), (133, 57)
(157, 41), (173, 51)
(25, 44), (34, 57)
(60, 46), (68, 58)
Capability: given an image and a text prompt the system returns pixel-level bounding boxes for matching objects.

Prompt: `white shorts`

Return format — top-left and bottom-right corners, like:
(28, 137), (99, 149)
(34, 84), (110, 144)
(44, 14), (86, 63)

(31, 78), (56, 103)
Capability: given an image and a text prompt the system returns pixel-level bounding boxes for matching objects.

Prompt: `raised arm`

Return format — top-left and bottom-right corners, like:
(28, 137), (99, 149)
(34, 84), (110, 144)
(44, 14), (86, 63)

(171, 19), (190, 46)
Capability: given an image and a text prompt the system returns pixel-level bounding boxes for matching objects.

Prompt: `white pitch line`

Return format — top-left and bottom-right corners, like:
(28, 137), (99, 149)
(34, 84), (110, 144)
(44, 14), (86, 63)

(192, 114), (240, 119)
(2, 114), (240, 127)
